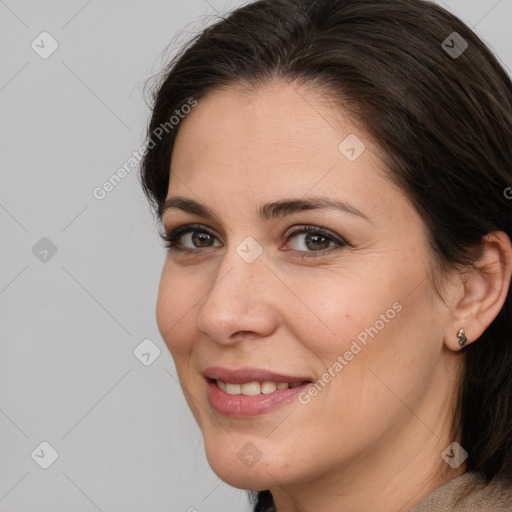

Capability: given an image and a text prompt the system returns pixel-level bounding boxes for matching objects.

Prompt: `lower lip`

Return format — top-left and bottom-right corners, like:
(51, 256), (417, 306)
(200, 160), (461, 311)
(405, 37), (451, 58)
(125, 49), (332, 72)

(207, 380), (310, 418)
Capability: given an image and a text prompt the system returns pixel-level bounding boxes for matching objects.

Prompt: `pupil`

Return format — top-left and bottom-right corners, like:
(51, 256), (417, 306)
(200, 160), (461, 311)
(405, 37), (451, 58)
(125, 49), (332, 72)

(307, 234), (328, 250)
(194, 232), (211, 247)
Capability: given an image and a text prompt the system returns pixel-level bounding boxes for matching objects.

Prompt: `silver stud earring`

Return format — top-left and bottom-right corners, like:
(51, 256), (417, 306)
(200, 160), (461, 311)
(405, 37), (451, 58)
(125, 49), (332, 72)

(457, 328), (468, 347)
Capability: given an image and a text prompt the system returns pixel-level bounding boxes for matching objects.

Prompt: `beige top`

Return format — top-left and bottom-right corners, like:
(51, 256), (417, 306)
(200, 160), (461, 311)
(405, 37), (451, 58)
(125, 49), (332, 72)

(409, 472), (512, 511)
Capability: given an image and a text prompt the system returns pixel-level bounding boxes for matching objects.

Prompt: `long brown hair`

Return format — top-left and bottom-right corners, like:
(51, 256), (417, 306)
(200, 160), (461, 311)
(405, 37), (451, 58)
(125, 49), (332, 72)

(140, 1), (512, 509)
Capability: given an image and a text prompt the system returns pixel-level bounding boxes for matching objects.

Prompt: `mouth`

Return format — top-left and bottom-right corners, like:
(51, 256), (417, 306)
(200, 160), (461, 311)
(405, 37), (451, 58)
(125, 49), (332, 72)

(203, 367), (313, 417)
(209, 378), (310, 395)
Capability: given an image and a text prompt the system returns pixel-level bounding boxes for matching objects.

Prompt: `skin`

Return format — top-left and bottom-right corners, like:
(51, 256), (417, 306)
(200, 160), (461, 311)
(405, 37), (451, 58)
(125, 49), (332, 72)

(155, 80), (512, 512)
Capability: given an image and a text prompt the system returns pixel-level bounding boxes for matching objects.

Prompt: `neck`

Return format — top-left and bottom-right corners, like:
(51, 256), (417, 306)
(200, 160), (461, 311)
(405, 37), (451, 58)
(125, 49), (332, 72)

(271, 431), (465, 512)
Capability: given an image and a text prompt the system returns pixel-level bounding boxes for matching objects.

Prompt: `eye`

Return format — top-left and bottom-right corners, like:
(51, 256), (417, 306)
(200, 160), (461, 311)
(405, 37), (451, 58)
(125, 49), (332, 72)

(283, 225), (346, 257)
(160, 223), (347, 257)
(160, 224), (221, 253)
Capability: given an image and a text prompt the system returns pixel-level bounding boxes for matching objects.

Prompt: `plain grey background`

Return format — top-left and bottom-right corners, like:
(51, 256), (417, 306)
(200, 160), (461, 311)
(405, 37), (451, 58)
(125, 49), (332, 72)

(0, 1), (510, 511)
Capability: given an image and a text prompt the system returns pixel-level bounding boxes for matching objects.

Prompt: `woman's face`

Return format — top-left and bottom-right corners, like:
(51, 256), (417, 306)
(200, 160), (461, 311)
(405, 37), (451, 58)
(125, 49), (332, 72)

(156, 81), (460, 491)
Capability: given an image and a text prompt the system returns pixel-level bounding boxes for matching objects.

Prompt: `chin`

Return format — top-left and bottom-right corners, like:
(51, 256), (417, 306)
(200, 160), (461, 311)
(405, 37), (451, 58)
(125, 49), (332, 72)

(202, 436), (288, 491)
(214, 468), (272, 491)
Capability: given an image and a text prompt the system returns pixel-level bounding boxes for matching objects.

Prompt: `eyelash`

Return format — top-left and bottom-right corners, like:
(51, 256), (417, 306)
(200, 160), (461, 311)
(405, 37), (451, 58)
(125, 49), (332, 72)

(159, 223), (347, 258)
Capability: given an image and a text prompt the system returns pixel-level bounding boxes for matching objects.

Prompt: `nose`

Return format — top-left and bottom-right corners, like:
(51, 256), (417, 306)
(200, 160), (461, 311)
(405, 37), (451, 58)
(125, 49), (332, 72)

(196, 245), (279, 345)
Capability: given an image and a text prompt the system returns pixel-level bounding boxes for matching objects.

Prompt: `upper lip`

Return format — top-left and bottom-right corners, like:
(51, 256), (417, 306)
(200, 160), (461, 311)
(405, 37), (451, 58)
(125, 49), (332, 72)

(203, 366), (312, 384)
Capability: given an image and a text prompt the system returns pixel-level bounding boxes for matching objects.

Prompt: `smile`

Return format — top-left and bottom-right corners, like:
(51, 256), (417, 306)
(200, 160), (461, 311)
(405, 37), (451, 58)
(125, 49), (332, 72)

(216, 380), (307, 395)
(203, 367), (313, 417)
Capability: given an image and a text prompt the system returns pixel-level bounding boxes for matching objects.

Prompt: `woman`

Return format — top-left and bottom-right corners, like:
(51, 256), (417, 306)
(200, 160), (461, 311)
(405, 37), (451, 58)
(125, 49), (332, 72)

(140, 0), (512, 510)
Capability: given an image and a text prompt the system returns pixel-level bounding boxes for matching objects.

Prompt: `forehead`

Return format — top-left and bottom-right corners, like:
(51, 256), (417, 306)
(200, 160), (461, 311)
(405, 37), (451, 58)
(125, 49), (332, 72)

(167, 80), (400, 220)
(173, 80), (361, 160)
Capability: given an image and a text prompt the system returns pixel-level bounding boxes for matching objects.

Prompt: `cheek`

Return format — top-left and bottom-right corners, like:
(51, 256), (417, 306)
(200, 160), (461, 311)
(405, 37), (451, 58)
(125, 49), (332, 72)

(288, 267), (405, 363)
(306, 267), (441, 418)
(155, 264), (197, 358)
(292, 258), (438, 408)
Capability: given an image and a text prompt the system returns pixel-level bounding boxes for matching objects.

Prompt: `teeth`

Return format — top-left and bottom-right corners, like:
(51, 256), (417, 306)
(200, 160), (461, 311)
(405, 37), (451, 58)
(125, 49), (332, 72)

(225, 383), (241, 395)
(241, 382), (261, 395)
(261, 381), (277, 394)
(216, 380), (302, 395)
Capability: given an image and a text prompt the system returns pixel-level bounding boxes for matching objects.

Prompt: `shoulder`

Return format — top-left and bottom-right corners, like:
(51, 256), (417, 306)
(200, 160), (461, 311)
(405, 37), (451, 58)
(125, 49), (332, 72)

(410, 472), (512, 511)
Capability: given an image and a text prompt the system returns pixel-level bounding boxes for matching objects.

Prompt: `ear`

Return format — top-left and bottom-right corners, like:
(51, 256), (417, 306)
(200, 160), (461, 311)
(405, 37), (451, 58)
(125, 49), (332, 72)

(445, 231), (512, 352)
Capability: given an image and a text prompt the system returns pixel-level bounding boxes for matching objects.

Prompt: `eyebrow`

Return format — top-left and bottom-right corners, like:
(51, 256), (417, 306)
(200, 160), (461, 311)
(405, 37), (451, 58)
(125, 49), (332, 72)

(160, 196), (371, 223)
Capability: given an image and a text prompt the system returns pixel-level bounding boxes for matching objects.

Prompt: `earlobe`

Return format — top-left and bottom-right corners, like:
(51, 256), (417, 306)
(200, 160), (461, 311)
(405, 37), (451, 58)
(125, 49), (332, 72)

(445, 231), (512, 352)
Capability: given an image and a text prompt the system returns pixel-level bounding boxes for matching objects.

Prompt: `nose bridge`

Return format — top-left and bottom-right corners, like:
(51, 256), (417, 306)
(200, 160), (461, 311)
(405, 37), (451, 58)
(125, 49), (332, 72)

(196, 240), (277, 342)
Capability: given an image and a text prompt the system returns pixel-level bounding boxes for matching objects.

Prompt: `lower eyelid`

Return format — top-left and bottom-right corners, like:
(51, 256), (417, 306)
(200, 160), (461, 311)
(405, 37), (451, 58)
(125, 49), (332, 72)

(284, 239), (343, 258)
